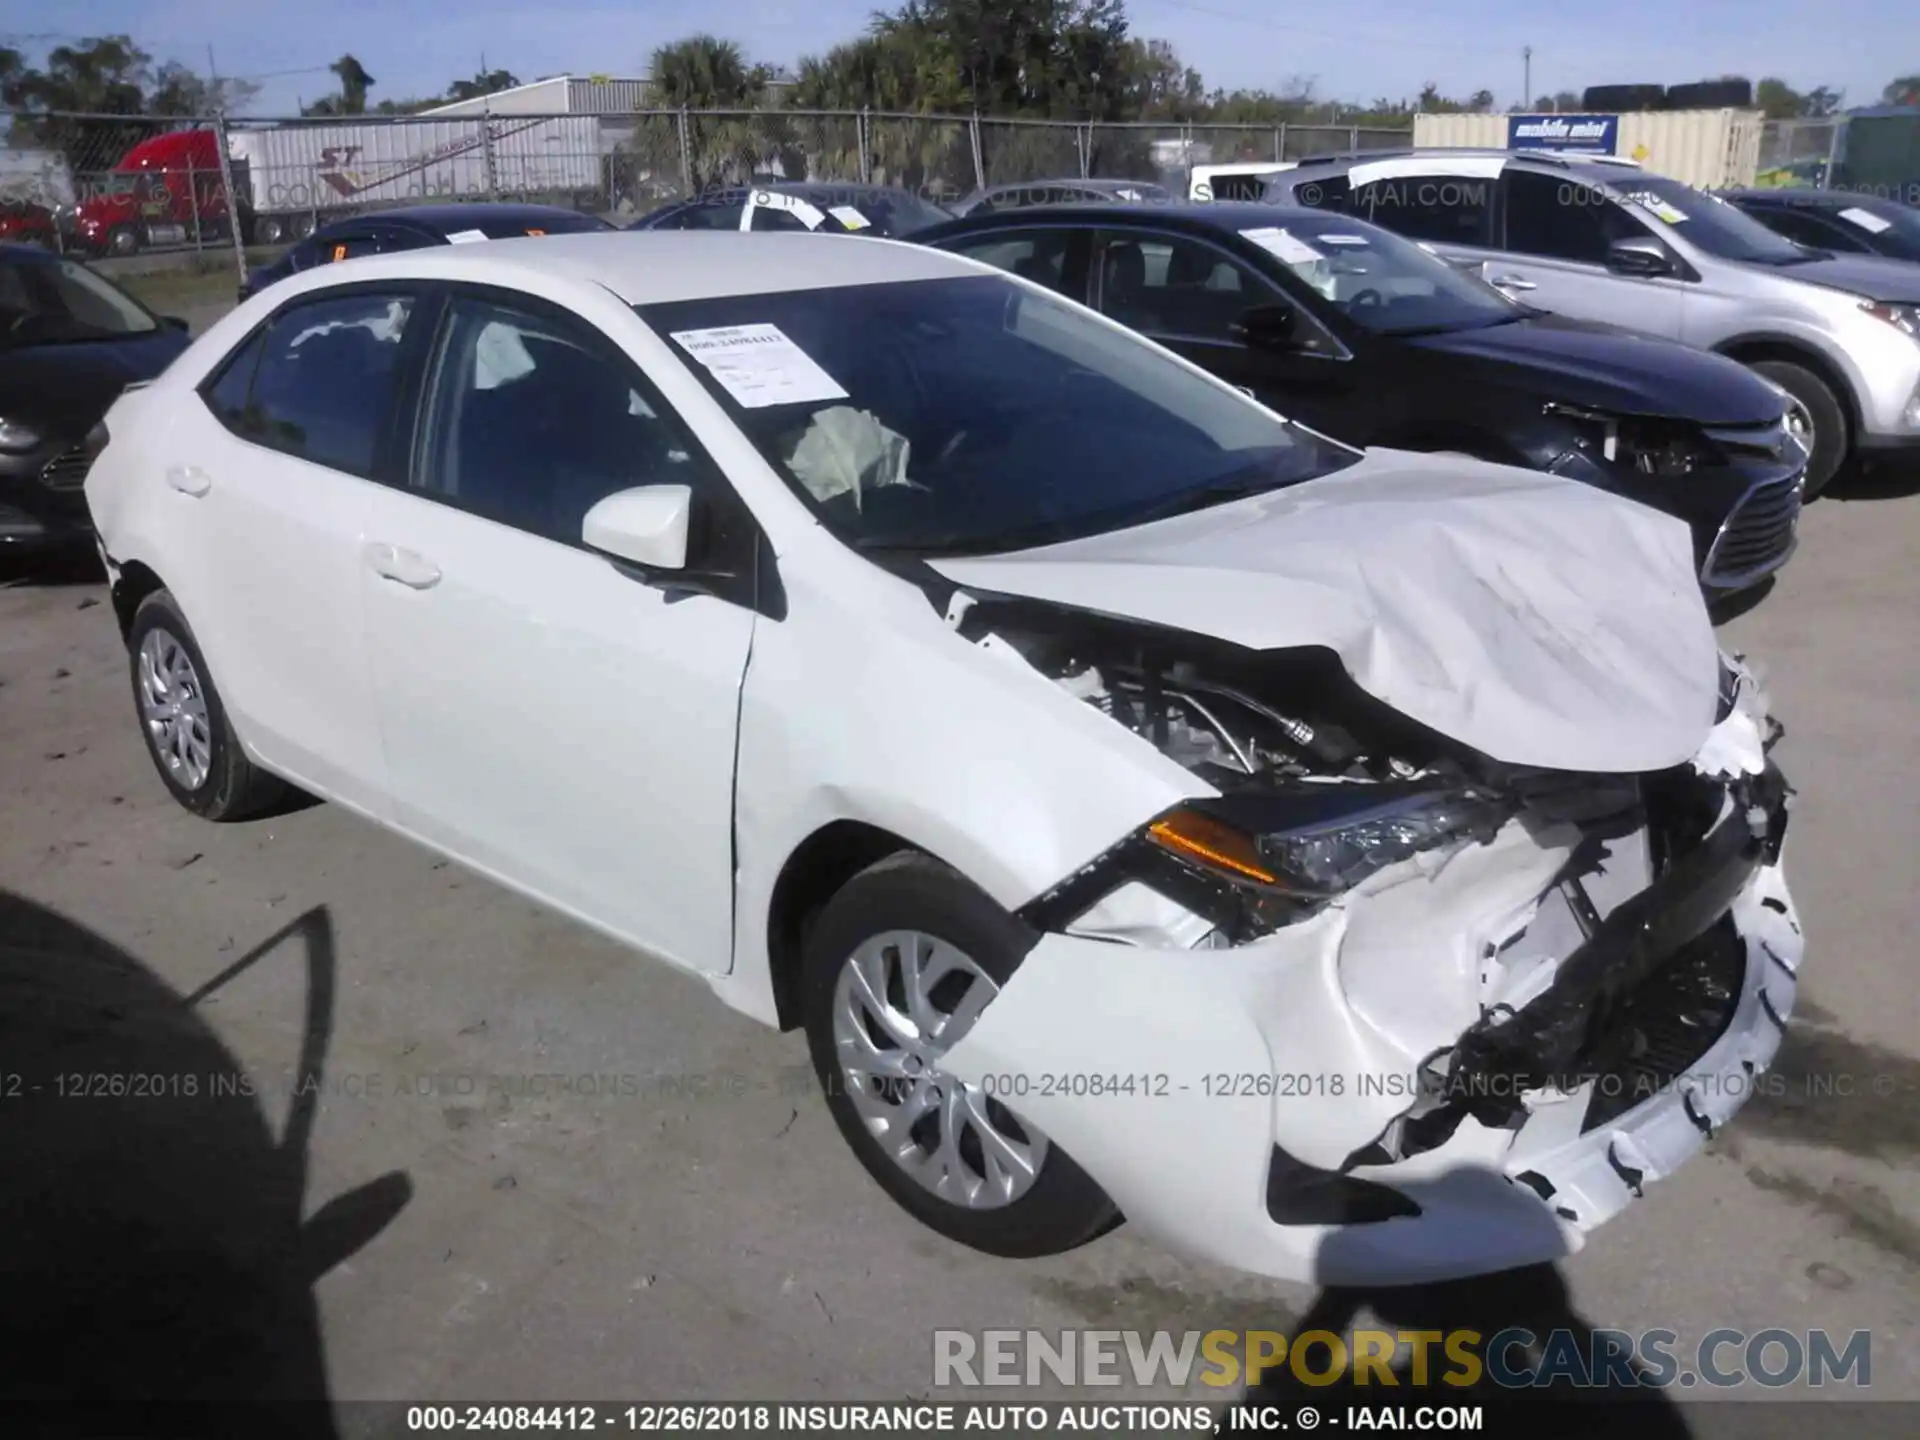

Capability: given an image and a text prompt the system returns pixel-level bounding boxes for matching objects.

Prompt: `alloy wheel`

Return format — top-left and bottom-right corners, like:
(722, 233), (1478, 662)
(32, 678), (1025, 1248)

(137, 627), (213, 791)
(831, 929), (1047, 1209)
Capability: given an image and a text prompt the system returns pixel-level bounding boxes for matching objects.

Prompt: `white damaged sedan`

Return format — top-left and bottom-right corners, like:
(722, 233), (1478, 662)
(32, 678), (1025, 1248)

(83, 233), (1801, 1284)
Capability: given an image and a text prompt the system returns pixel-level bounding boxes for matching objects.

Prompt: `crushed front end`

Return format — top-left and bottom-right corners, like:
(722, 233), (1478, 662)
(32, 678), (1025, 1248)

(937, 608), (1801, 1285)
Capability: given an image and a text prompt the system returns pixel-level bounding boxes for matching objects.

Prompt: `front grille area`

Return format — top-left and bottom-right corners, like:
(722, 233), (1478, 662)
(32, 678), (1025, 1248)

(1703, 473), (1802, 588)
(38, 445), (93, 492)
(1579, 918), (1746, 1131)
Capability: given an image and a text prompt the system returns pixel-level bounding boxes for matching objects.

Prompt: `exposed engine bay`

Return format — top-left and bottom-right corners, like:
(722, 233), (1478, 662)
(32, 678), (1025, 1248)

(945, 588), (1789, 1174)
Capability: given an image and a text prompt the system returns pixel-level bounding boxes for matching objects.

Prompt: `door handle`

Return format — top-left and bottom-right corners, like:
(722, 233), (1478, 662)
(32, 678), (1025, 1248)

(1487, 273), (1538, 291)
(165, 465), (211, 496)
(363, 541), (441, 590)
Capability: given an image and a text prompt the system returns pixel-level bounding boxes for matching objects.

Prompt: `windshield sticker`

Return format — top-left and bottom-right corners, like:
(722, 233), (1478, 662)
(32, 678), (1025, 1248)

(1316, 233), (1370, 246)
(445, 229), (489, 244)
(1624, 193), (1688, 225)
(1116, 188), (1143, 202)
(828, 205), (872, 231)
(1837, 206), (1893, 234)
(1241, 227), (1324, 265)
(671, 323), (850, 409)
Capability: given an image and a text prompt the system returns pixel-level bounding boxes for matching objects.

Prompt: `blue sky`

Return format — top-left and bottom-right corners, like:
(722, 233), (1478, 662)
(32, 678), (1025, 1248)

(3, 0), (1911, 116)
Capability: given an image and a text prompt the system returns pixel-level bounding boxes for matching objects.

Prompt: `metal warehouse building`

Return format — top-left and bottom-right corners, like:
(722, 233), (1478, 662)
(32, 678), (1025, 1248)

(422, 75), (654, 118)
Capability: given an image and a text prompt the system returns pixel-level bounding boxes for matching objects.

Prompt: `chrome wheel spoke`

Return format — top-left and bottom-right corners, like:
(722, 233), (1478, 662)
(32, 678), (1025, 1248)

(137, 628), (212, 791)
(829, 926), (1047, 1211)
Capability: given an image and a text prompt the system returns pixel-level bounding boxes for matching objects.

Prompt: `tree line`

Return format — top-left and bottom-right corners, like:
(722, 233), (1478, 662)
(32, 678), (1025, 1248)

(3, 2), (1916, 134)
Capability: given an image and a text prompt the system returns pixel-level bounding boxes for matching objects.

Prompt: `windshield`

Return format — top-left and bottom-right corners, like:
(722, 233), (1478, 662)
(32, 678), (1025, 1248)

(1831, 199), (1920, 259)
(1242, 213), (1522, 335)
(1616, 176), (1813, 264)
(638, 274), (1358, 556)
(859, 191), (954, 236)
(0, 256), (157, 346)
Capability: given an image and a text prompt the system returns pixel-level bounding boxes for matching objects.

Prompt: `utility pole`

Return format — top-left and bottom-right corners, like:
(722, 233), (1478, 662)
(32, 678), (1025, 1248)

(1523, 46), (1533, 110)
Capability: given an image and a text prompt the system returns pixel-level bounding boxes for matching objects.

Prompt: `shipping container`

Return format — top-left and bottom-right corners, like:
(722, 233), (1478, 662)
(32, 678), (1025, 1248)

(227, 115), (603, 236)
(1411, 109), (1764, 189)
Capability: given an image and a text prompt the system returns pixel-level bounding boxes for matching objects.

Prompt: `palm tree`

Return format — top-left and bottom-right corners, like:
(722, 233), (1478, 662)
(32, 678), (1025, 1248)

(646, 35), (787, 192)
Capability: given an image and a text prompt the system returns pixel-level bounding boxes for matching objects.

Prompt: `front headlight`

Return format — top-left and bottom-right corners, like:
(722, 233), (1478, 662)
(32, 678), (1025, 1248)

(0, 417), (45, 453)
(1147, 782), (1516, 904)
(1863, 301), (1920, 340)
(1541, 403), (1712, 476)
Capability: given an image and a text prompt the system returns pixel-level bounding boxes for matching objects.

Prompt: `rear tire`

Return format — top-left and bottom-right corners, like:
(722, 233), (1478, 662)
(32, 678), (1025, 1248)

(1750, 359), (1846, 498)
(801, 851), (1119, 1258)
(127, 590), (285, 822)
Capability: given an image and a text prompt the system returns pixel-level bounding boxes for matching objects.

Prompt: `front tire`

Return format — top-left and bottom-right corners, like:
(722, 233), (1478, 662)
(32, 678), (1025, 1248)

(801, 852), (1119, 1258)
(1751, 359), (1846, 498)
(127, 590), (285, 822)
(106, 225), (140, 258)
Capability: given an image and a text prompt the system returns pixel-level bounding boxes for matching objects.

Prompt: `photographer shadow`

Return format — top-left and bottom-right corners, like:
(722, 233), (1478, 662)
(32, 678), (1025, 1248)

(0, 892), (411, 1437)
(1237, 1172), (1694, 1438)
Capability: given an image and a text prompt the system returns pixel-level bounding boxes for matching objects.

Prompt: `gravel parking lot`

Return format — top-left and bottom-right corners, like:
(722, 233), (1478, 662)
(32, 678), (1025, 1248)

(2, 289), (1917, 1430)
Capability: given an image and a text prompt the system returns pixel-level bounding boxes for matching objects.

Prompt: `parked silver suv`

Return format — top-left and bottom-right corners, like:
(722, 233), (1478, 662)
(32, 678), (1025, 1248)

(1264, 150), (1920, 493)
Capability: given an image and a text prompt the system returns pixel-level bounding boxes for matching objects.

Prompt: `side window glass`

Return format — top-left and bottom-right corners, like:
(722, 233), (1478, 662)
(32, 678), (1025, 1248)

(1099, 232), (1276, 342)
(1767, 209), (1863, 252)
(1502, 171), (1647, 263)
(236, 293), (414, 474)
(945, 230), (1075, 297)
(1294, 176), (1353, 212)
(415, 297), (698, 541)
(201, 328), (267, 430)
(1356, 173), (1495, 246)
(675, 201), (747, 231)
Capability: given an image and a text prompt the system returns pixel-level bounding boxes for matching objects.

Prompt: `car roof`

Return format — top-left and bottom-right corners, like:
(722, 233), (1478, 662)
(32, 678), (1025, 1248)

(318, 203), (606, 238)
(288, 230), (983, 304)
(1283, 149), (1650, 185)
(683, 182), (926, 201)
(921, 201), (1338, 235)
(1725, 188), (1889, 208)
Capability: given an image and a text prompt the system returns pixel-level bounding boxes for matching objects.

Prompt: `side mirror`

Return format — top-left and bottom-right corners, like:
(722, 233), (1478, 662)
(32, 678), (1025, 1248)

(161, 314), (190, 331)
(1605, 237), (1676, 278)
(1230, 302), (1300, 349)
(583, 484), (692, 571)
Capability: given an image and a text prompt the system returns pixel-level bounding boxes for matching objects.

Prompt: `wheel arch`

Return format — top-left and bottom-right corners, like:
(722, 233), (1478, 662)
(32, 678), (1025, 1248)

(110, 559), (169, 645)
(1712, 334), (1861, 436)
(763, 819), (928, 1031)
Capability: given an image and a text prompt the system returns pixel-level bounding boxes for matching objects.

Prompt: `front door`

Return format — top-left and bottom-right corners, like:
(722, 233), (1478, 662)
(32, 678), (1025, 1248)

(1090, 228), (1359, 434)
(1490, 168), (1690, 340)
(357, 287), (756, 973)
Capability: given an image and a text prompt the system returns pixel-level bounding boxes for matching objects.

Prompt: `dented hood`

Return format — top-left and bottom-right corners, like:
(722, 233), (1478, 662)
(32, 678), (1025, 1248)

(929, 451), (1720, 772)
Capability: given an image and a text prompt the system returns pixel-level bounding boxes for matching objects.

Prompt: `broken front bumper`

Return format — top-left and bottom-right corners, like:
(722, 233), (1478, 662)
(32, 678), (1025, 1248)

(940, 720), (1801, 1286)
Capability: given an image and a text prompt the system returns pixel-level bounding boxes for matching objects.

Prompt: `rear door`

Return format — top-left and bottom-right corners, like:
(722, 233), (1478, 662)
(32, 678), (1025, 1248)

(354, 285), (758, 973)
(168, 285), (425, 810)
(1490, 168), (1689, 339)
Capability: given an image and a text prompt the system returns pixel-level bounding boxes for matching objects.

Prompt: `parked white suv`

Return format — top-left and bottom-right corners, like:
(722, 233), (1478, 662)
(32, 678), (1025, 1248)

(1267, 150), (1920, 493)
(84, 232), (1801, 1284)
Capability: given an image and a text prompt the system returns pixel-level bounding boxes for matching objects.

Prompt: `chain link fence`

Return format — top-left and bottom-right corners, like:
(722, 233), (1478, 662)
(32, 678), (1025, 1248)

(1, 106), (1417, 272)
(1756, 118), (1845, 188)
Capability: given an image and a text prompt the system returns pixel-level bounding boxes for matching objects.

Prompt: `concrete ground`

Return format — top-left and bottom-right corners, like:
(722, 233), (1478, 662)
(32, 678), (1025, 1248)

(2, 367), (1916, 1430)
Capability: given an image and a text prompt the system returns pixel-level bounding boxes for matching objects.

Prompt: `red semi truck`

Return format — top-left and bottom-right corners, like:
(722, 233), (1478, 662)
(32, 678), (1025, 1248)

(66, 129), (236, 256)
(53, 116), (605, 256)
